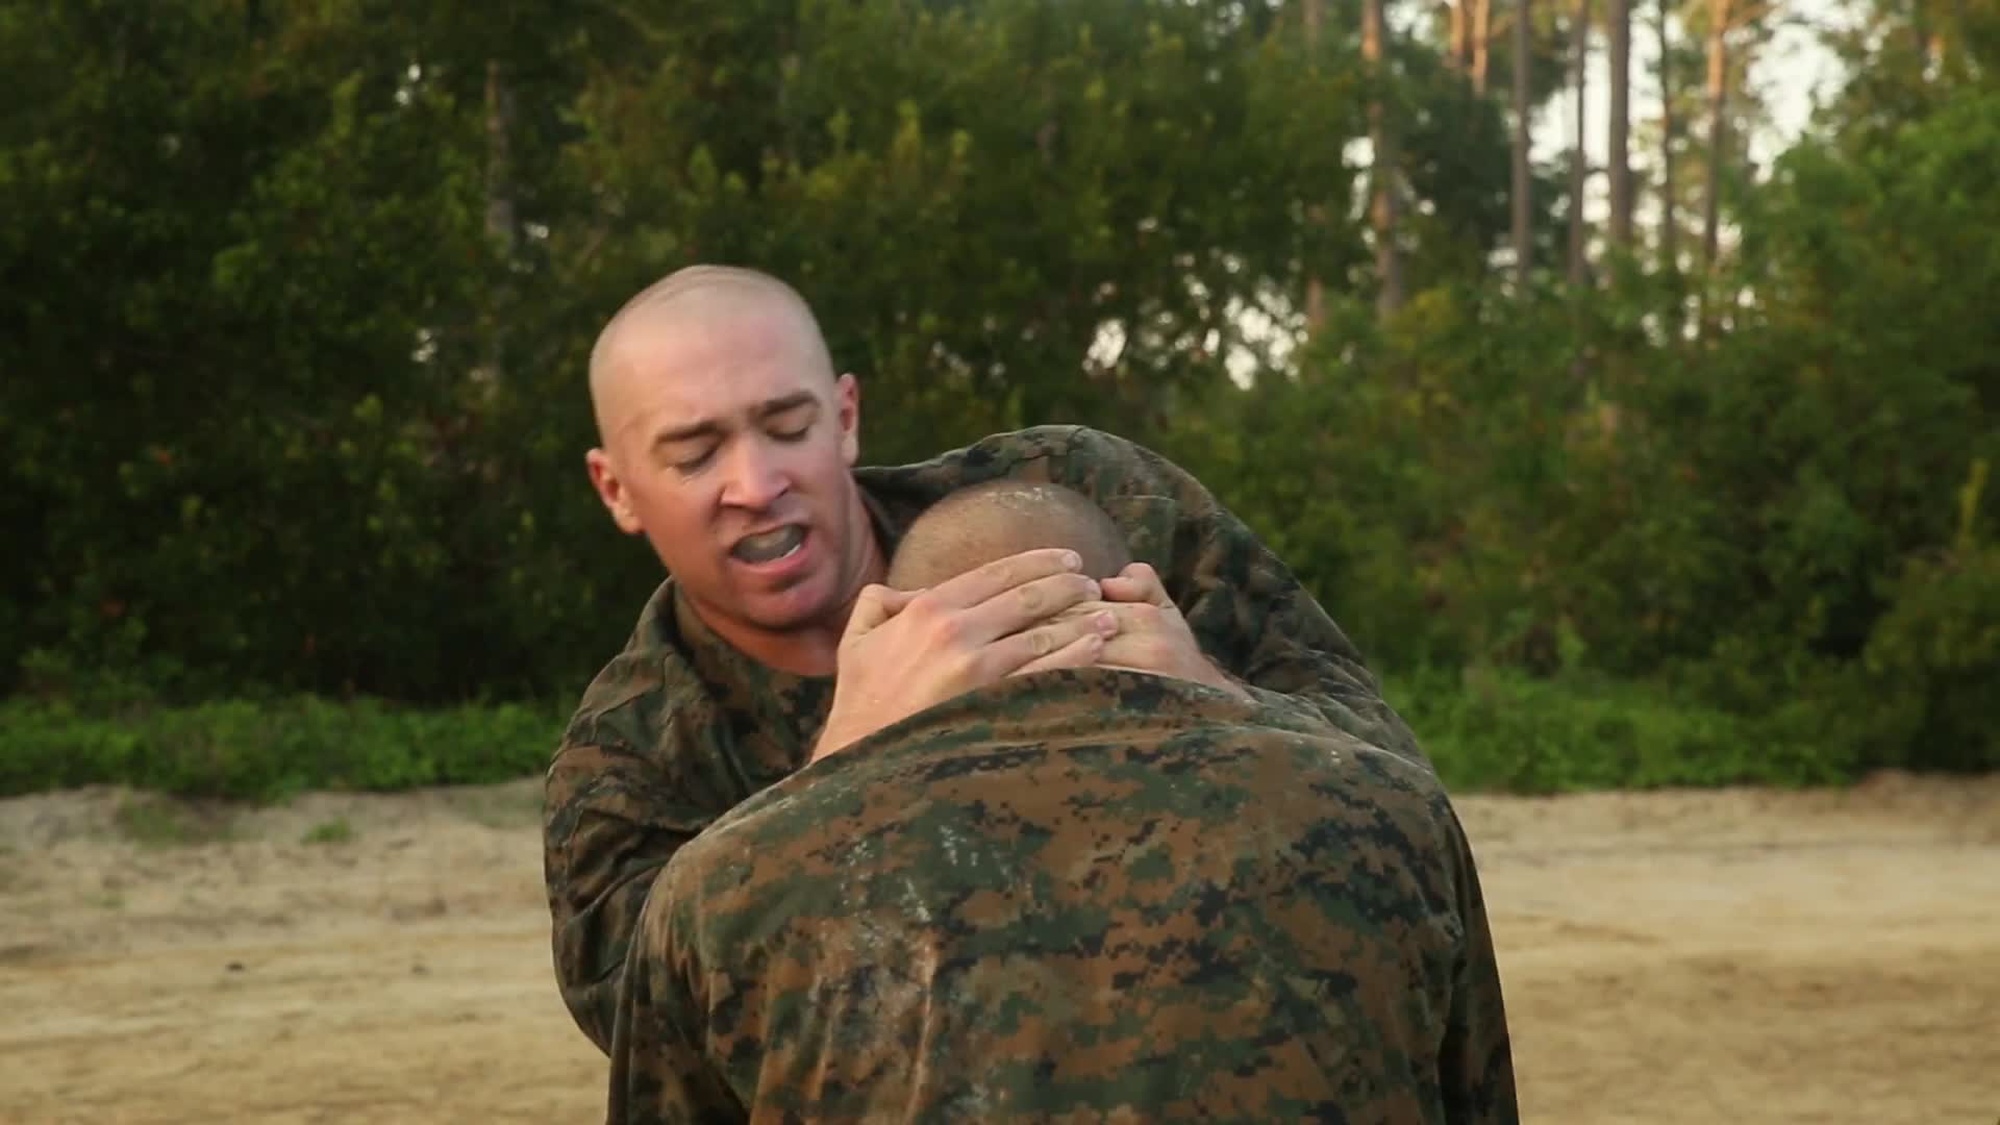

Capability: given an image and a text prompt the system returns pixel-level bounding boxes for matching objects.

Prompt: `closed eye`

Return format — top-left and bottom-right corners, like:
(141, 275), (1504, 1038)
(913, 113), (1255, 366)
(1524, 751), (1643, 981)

(673, 449), (717, 473)
(660, 438), (720, 474)
(766, 404), (818, 442)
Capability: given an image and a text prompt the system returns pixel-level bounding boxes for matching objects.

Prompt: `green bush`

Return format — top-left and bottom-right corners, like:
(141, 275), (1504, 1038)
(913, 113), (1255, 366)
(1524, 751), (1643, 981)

(1386, 666), (1858, 795)
(0, 671), (1885, 805)
(1850, 540), (2000, 773)
(0, 695), (568, 803)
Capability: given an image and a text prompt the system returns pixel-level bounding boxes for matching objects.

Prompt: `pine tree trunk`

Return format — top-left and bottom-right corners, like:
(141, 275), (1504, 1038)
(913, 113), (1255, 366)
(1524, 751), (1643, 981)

(482, 58), (516, 385)
(1511, 0), (1533, 283)
(1303, 0), (1326, 331)
(1473, 0), (1493, 95)
(1609, 0), (1634, 248)
(1364, 0), (1404, 315)
(1658, 0), (1679, 282)
(1701, 0), (1730, 280)
(1568, 0), (1590, 288)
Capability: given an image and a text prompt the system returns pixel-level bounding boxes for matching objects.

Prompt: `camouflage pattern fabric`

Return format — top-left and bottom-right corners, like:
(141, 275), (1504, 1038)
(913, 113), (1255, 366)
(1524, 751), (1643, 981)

(545, 425), (1432, 1052)
(606, 669), (1515, 1124)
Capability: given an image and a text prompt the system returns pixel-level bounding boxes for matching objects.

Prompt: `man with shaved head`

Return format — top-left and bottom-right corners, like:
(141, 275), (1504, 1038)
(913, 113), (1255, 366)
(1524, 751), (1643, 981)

(605, 480), (1517, 1123)
(544, 263), (1434, 1055)
(582, 266), (886, 670)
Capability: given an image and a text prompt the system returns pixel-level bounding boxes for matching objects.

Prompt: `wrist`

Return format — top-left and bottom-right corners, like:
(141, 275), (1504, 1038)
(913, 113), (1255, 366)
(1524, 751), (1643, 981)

(1204, 661), (1254, 701)
(809, 719), (858, 764)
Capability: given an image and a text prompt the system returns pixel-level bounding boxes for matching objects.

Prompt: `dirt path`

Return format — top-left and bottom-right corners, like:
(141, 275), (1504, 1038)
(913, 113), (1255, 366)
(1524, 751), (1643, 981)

(1, 772), (1994, 1124)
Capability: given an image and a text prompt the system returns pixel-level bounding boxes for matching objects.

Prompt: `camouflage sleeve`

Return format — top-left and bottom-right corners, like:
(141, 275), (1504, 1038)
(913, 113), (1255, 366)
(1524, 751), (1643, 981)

(605, 865), (746, 1125)
(544, 702), (737, 1054)
(1052, 427), (1430, 770)
(1437, 807), (1520, 1124)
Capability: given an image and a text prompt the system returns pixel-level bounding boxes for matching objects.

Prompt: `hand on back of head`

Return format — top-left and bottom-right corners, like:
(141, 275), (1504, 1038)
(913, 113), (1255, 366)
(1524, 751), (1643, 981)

(811, 482), (1247, 764)
(809, 483), (1132, 762)
(890, 482), (1247, 696)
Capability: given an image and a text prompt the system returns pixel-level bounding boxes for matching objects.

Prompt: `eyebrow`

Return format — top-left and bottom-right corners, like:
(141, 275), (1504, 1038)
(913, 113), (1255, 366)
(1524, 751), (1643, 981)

(651, 391), (820, 448)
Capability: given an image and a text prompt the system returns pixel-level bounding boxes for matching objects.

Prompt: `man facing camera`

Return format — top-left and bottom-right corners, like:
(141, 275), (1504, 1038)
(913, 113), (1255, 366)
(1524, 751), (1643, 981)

(606, 481), (1518, 1125)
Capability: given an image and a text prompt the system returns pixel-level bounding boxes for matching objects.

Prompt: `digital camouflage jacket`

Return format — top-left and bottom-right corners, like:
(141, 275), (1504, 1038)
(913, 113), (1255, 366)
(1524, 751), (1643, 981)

(605, 669), (1514, 1124)
(544, 425), (1430, 1052)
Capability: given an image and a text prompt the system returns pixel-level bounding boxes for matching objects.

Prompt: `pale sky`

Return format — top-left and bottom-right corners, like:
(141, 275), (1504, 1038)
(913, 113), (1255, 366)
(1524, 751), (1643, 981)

(1531, 0), (1861, 201)
(1122, 0), (1866, 382)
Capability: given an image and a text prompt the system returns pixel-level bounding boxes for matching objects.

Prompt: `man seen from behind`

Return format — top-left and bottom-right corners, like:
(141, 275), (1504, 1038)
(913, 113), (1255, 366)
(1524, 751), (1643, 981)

(605, 481), (1517, 1124)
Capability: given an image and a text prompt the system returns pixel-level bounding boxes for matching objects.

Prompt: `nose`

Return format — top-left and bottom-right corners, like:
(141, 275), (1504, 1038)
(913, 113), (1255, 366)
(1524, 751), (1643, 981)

(718, 436), (791, 511)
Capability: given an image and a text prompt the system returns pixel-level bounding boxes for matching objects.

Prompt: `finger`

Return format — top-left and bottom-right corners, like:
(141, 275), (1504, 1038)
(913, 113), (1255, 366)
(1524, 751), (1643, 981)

(1095, 631), (1166, 675)
(956, 571), (1103, 645)
(976, 610), (1119, 679)
(1046, 599), (1122, 627)
(1088, 601), (1164, 636)
(844, 584), (910, 637)
(1007, 631), (1108, 677)
(1100, 562), (1172, 608)
(1104, 563), (1170, 605)
(874, 586), (918, 615)
(921, 547), (1084, 611)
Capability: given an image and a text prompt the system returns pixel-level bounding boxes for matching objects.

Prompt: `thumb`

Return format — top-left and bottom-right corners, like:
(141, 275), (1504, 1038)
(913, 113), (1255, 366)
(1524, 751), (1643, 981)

(1102, 569), (1172, 608)
(845, 584), (913, 637)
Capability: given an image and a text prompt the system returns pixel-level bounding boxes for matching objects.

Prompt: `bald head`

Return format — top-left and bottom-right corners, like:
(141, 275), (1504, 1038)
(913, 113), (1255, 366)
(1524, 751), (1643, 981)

(886, 481), (1132, 591)
(587, 265), (836, 445)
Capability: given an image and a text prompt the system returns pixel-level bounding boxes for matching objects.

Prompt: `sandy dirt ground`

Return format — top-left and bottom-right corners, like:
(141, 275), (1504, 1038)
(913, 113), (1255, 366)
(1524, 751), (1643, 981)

(1, 771), (1995, 1125)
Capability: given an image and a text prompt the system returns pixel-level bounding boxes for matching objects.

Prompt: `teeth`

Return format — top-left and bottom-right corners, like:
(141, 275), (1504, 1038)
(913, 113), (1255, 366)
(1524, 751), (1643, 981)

(733, 526), (806, 564)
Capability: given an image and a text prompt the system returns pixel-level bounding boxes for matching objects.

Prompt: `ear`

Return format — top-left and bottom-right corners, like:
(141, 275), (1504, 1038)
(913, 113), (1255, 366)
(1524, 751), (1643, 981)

(834, 372), (862, 467)
(585, 447), (645, 536)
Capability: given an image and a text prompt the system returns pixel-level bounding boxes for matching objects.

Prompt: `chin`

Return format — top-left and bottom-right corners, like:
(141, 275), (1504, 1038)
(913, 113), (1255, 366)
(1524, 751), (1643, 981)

(743, 585), (844, 633)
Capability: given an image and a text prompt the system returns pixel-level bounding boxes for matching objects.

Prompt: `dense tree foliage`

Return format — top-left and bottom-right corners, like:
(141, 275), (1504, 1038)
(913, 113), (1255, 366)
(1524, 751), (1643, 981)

(4, 0), (1993, 780)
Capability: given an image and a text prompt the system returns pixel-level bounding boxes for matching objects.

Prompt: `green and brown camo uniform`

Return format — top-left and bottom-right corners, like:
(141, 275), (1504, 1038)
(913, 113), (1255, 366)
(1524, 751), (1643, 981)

(606, 669), (1516, 1124)
(544, 425), (1434, 1053)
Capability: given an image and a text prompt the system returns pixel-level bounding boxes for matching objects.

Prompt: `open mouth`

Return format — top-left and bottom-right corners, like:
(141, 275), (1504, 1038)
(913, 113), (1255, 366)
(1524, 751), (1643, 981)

(731, 525), (807, 565)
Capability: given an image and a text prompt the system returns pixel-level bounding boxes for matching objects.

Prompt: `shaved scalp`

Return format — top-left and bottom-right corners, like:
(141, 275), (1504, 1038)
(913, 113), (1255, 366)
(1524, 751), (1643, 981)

(886, 481), (1133, 590)
(587, 264), (836, 443)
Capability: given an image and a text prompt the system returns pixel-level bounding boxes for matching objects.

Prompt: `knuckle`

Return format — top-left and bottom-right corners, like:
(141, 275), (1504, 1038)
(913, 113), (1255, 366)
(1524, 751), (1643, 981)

(932, 614), (966, 647)
(1017, 582), (1046, 614)
(1030, 628), (1056, 657)
(1051, 604), (1092, 628)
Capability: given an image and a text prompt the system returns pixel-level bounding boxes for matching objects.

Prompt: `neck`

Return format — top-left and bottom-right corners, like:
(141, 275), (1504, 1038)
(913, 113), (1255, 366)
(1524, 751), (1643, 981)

(721, 621), (845, 678)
